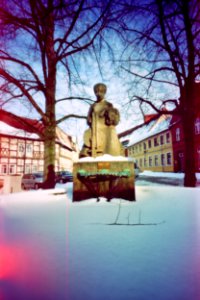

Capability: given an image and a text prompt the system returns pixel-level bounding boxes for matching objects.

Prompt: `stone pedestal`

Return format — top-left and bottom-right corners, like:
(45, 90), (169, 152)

(73, 158), (136, 202)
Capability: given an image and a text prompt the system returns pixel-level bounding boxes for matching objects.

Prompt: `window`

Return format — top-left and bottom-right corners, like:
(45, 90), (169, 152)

(166, 132), (170, 143)
(139, 158), (143, 167)
(144, 158), (147, 167)
(26, 144), (32, 153)
(167, 152), (172, 165)
(18, 143), (25, 153)
(176, 128), (181, 141)
(148, 139), (152, 148)
(0, 148), (9, 157)
(195, 118), (200, 135)
(154, 155), (158, 166)
(143, 142), (146, 151)
(1, 164), (7, 174)
(149, 156), (152, 167)
(161, 154), (165, 166)
(139, 144), (142, 152)
(17, 166), (24, 173)
(32, 165), (38, 173)
(25, 165), (31, 173)
(154, 137), (159, 147)
(160, 135), (164, 145)
(9, 164), (15, 174)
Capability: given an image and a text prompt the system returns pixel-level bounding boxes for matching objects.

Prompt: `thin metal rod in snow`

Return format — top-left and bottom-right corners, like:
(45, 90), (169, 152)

(108, 202), (165, 226)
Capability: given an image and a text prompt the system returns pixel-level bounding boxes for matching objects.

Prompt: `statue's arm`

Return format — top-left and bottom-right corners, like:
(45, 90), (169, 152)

(87, 105), (93, 126)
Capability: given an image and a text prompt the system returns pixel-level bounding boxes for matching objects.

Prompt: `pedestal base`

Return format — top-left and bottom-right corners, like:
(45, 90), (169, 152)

(73, 159), (136, 202)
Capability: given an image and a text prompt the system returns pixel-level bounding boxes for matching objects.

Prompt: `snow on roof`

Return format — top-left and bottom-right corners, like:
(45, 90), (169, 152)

(0, 121), (40, 139)
(0, 109), (44, 135)
(120, 114), (172, 147)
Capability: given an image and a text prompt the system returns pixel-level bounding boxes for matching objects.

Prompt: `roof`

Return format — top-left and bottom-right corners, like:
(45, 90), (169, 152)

(0, 109), (44, 135)
(120, 114), (172, 147)
(119, 114), (159, 138)
(0, 109), (75, 151)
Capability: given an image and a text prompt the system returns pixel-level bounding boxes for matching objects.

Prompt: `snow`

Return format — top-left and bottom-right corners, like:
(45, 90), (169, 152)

(0, 182), (200, 300)
(0, 121), (39, 139)
(120, 115), (172, 147)
(78, 154), (135, 162)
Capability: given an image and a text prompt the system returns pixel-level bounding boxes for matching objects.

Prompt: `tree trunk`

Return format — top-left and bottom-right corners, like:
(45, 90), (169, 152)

(43, 81), (56, 189)
(43, 10), (57, 189)
(43, 68), (56, 188)
(43, 116), (56, 189)
(182, 117), (196, 187)
(181, 85), (197, 187)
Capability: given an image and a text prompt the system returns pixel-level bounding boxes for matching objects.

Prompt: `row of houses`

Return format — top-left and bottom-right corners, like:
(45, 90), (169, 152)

(0, 114), (79, 175)
(119, 113), (200, 173)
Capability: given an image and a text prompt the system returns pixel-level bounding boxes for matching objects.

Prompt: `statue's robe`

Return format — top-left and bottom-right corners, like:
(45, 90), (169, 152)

(80, 100), (124, 157)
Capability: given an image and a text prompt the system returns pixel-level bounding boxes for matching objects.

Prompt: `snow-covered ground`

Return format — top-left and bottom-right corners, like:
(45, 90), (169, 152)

(0, 183), (200, 300)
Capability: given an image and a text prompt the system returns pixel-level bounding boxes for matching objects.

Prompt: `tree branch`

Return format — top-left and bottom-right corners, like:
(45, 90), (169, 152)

(56, 114), (87, 124)
(130, 95), (179, 114)
(121, 66), (179, 87)
(0, 69), (45, 118)
(56, 96), (94, 104)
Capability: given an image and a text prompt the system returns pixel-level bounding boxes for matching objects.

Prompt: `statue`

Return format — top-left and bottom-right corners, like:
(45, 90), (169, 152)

(80, 83), (124, 158)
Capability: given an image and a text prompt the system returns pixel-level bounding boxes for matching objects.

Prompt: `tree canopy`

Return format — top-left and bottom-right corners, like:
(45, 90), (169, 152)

(118, 0), (200, 186)
(0, 0), (199, 187)
(0, 0), (119, 187)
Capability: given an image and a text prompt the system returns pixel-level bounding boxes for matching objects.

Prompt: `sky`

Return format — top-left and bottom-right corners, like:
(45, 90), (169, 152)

(0, 0), (185, 149)
(0, 176), (200, 300)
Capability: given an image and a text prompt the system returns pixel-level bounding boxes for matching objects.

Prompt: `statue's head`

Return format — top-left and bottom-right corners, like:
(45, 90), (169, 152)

(93, 83), (107, 101)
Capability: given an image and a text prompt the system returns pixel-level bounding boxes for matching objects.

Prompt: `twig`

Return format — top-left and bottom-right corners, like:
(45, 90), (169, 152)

(107, 221), (166, 226)
(113, 200), (122, 224)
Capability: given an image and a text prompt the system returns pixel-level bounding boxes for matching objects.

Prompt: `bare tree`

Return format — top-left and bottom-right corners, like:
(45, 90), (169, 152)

(0, 0), (117, 187)
(118, 0), (200, 187)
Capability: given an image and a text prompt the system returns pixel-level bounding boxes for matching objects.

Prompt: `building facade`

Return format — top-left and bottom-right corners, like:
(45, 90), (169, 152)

(170, 116), (200, 172)
(120, 113), (200, 173)
(120, 115), (174, 172)
(0, 133), (44, 175)
(128, 129), (174, 172)
(0, 122), (79, 175)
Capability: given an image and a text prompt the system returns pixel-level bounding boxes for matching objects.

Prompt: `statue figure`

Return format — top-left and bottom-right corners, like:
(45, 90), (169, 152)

(80, 83), (124, 158)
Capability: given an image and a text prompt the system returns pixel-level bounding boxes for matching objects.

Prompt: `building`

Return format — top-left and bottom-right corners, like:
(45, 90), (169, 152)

(0, 117), (79, 175)
(120, 110), (200, 173)
(170, 115), (200, 172)
(119, 114), (174, 172)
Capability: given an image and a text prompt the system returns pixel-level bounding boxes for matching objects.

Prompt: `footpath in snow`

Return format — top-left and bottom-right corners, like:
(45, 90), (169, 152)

(137, 171), (200, 186)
